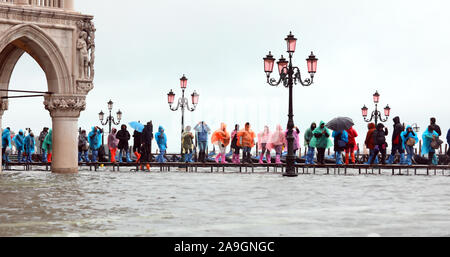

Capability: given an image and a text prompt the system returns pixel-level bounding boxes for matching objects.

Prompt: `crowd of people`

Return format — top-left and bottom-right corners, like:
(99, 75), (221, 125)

(2, 117), (450, 167)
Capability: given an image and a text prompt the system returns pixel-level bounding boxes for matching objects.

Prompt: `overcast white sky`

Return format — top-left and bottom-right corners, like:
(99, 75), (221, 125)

(3, 0), (450, 151)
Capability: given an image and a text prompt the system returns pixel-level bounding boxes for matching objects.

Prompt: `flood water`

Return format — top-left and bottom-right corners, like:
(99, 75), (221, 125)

(1, 168), (449, 237)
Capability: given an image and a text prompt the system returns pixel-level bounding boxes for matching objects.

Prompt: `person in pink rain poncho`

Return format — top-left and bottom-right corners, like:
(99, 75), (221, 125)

(285, 126), (300, 158)
(257, 126), (272, 164)
(268, 125), (287, 164)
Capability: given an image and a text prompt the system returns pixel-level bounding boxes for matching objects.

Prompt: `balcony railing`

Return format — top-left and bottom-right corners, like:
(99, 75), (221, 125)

(0, 0), (74, 10)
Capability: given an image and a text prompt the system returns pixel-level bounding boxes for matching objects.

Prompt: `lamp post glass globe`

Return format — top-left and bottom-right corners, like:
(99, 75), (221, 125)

(191, 90), (199, 105)
(116, 110), (122, 121)
(107, 100), (113, 111)
(168, 90), (175, 105)
(264, 51), (275, 74)
(384, 105), (391, 117)
(373, 91), (380, 104)
(285, 31), (297, 53)
(180, 75), (188, 89)
(361, 105), (368, 117)
(98, 111), (104, 121)
(277, 55), (288, 75)
(307, 52), (318, 74)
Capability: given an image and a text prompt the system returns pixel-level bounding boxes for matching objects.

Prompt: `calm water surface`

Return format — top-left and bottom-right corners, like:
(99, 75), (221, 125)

(1, 168), (449, 237)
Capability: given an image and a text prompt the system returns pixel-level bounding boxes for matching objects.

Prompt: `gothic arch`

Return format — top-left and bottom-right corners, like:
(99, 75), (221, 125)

(0, 23), (72, 97)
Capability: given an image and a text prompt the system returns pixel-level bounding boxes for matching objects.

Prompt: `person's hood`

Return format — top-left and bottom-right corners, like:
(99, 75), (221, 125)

(185, 126), (191, 132)
(264, 126), (270, 134)
(319, 121), (326, 127)
(18, 129), (24, 135)
(393, 116), (400, 124)
(310, 122), (317, 130)
(376, 123), (385, 130)
(91, 127), (97, 133)
(220, 123), (227, 132)
(368, 123), (376, 130)
(245, 123), (250, 131)
(158, 126), (164, 133)
(121, 125), (127, 131)
(405, 125), (412, 131)
(111, 128), (117, 134)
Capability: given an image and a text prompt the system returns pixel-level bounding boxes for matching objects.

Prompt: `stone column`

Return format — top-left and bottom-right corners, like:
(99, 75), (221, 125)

(0, 100), (8, 173)
(64, 0), (74, 11)
(44, 95), (86, 174)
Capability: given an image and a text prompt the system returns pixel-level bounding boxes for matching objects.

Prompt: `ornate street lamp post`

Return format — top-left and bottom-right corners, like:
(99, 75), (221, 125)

(263, 32), (318, 177)
(167, 75), (199, 155)
(99, 100), (122, 153)
(361, 91), (391, 126)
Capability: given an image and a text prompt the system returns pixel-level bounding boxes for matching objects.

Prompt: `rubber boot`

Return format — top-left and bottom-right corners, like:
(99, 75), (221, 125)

(126, 152), (132, 163)
(399, 153), (406, 165)
(234, 153), (240, 164)
(387, 154), (395, 164)
(221, 153), (228, 164)
(259, 153), (264, 164)
(345, 152), (349, 165)
(18, 150), (22, 163)
(275, 154), (282, 164)
(432, 154), (438, 165)
(47, 153), (52, 163)
(134, 152), (141, 163)
(351, 152), (356, 164)
(146, 163), (151, 171)
(215, 153), (221, 163)
(266, 153), (271, 164)
(118, 151), (123, 163)
(336, 152), (343, 165)
(188, 153), (194, 163)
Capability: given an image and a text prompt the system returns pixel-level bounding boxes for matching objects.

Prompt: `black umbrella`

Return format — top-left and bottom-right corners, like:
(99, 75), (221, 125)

(326, 117), (354, 131)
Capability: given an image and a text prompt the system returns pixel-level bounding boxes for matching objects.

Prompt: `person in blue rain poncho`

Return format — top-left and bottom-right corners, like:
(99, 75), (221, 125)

(2, 127), (12, 163)
(24, 132), (36, 163)
(155, 126), (168, 163)
(194, 121), (211, 163)
(332, 130), (348, 165)
(88, 126), (103, 163)
(13, 130), (25, 163)
(421, 125), (439, 165)
(400, 125), (419, 166)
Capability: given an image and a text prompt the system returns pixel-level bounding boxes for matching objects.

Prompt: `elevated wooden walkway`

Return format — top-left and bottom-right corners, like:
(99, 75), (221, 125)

(2, 162), (450, 176)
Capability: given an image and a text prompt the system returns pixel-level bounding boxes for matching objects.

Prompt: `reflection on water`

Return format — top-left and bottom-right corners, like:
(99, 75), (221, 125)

(0, 168), (449, 237)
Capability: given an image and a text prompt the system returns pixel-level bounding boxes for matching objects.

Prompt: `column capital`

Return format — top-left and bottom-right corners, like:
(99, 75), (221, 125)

(44, 95), (86, 118)
(0, 99), (8, 117)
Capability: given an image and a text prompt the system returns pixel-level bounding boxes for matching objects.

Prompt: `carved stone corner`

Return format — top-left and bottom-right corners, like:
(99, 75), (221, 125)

(44, 95), (86, 118)
(76, 79), (94, 94)
(0, 99), (8, 117)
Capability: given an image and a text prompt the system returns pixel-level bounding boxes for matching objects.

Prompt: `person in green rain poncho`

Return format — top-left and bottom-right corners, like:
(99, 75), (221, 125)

(309, 121), (333, 164)
(41, 129), (52, 163)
